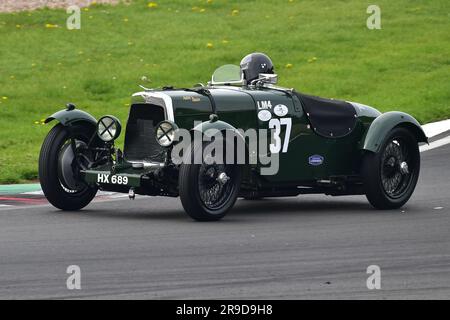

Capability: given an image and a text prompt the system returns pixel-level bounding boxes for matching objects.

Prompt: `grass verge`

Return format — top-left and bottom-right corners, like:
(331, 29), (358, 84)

(0, 0), (449, 183)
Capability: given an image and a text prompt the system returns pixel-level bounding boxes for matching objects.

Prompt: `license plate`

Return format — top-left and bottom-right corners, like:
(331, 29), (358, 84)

(96, 173), (129, 185)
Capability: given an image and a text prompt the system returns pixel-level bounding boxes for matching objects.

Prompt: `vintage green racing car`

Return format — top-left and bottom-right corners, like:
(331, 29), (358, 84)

(39, 53), (427, 221)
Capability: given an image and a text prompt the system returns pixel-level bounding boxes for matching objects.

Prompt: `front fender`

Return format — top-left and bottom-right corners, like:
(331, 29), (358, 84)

(190, 119), (254, 173)
(45, 108), (97, 127)
(360, 111), (428, 153)
(191, 119), (244, 140)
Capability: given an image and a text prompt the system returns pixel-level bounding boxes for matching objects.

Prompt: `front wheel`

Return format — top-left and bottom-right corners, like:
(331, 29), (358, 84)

(179, 140), (242, 221)
(39, 123), (98, 210)
(361, 127), (420, 209)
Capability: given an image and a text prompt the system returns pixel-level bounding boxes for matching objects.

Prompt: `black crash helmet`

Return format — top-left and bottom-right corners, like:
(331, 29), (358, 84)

(240, 52), (274, 83)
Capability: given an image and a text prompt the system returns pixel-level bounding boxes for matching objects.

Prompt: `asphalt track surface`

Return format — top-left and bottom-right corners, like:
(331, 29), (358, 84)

(0, 144), (449, 299)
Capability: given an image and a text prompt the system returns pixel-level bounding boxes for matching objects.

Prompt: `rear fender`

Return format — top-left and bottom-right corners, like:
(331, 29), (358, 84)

(360, 111), (428, 153)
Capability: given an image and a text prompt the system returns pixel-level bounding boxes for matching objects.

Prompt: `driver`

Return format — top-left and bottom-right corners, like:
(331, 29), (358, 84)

(240, 53), (275, 83)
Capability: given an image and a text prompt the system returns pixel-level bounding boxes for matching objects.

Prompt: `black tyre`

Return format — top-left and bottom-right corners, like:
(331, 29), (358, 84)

(361, 127), (420, 209)
(39, 123), (98, 210)
(179, 139), (242, 221)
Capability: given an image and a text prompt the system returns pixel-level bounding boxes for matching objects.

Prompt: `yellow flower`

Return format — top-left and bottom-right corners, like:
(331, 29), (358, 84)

(285, 63), (293, 69)
(31, 63), (36, 67)
(2, 96), (8, 100)
(206, 43), (213, 49)
(148, 2), (158, 8)
(222, 39), (229, 44)
(34, 121), (40, 125)
(84, 7), (89, 12)
(307, 57), (318, 63)
(45, 23), (59, 28)
(10, 75), (15, 79)
(200, 8), (206, 13)
(123, 18), (129, 22)
(16, 24), (22, 28)
(207, 0), (213, 4)
(231, 9), (239, 16)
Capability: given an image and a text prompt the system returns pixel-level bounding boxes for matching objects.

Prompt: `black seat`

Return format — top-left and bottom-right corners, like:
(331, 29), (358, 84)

(295, 92), (357, 138)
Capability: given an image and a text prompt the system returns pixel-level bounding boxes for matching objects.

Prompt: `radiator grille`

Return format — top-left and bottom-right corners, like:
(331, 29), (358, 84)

(123, 104), (165, 162)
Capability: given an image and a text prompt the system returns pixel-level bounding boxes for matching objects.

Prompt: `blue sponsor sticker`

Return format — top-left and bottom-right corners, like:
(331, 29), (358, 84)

(308, 155), (324, 166)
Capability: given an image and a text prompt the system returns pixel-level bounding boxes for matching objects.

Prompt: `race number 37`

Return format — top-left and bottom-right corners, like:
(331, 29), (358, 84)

(269, 118), (292, 153)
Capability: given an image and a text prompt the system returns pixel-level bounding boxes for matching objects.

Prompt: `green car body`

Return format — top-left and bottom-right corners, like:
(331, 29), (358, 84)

(45, 84), (427, 199)
(38, 58), (428, 220)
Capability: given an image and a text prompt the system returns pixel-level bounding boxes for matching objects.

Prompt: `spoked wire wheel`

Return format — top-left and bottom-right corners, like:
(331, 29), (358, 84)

(380, 138), (414, 199)
(179, 139), (242, 221)
(198, 162), (238, 211)
(362, 127), (420, 209)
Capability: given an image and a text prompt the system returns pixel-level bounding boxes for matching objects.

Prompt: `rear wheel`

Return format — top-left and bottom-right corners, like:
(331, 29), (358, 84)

(39, 123), (99, 210)
(179, 139), (242, 221)
(362, 127), (420, 209)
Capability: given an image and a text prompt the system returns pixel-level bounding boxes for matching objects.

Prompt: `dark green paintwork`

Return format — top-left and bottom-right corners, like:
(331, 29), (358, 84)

(162, 87), (373, 181)
(168, 88), (257, 130)
(50, 84), (426, 188)
(360, 111), (427, 152)
(192, 120), (242, 137)
(81, 165), (154, 187)
(45, 108), (97, 126)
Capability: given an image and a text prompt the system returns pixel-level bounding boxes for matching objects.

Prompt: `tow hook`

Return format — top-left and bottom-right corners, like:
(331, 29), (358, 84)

(128, 187), (135, 200)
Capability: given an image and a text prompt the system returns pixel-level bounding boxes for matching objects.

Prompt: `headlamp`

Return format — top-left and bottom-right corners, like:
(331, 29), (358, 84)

(97, 115), (121, 142)
(155, 120), (178, 147)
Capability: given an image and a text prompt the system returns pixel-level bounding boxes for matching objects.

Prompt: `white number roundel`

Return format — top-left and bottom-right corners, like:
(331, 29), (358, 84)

(273, 104), (288, 117)
(258, 110), (272, 122)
